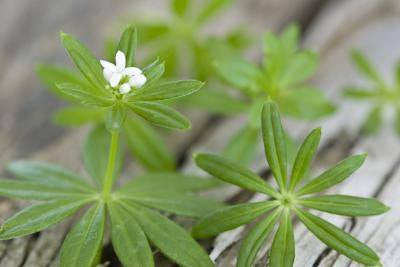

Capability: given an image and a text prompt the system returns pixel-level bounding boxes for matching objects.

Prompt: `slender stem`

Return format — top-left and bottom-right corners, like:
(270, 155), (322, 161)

(102, 131), (120, 199)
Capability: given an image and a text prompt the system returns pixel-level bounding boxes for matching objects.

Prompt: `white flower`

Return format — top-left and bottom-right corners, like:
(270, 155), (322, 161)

(100, 50), (147, 94)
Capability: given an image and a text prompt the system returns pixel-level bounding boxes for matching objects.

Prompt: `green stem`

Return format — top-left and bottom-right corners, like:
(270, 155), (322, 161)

(102, 131), (120, 199)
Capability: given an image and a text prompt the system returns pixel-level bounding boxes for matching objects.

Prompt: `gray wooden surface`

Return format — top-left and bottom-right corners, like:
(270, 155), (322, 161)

(0, 0), (399, 266)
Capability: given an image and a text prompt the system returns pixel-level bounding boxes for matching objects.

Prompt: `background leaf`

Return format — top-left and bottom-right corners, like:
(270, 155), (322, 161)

(351, 50), (382, 84)
(124, 116), (175, 171)
(83, 125), (123, 188)
(361, 105), (382, 135)
(52, 106), (105, 127)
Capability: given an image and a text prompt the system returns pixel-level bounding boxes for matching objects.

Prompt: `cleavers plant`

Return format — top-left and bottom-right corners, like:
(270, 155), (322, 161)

(343, 50), (400, 135)
(0, 26), (222, 267)
(193, 101), (388, 267)
(213, 24), (336, 165)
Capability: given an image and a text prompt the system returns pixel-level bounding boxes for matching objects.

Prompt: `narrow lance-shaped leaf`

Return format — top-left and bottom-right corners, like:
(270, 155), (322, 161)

(52, 106), (105, 127)
(295, 209), (381, 266)
(237, 208), (281, 267)
(395, 107), (400, 136)
(7, 160), (93, 192)
(196, 0), (233, 24)
(351, 50), (383, 84)
(171, 0), (190, 17)
(192, 201), (279, 238)
(121, 201), (213, 267)
(299, 195), (389, 216)
(361, 105), (382, 135)
(121, 194), (224, 218)
(0, 198), (88, 240)
(270, 209), (295, 267)
(60, 32), (106, 90)
(194, 153), (279, 198)
(56, 82), (113, 107)
(289, 127), (321, 191)
(130, 80), (204, 101)
(124, 116), (175, 171)
(141, 60), (165, 88)
(342, 86), (378, 99)
(117, 26), (137, 67)
(126, 101), (191, 130)
(296, 153), (367, 196)
(108, 203), (154, 267)
(60, 202), (105, 267)
(261, 102), (288, 189)
(116, 172), (219, 195)
(223, 124), (259, 166)
(0, 180), (94, 200)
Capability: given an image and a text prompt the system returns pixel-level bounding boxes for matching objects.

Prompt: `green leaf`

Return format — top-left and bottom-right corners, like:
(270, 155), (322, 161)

(108, 202), (154, 267)
(296, 154), (366, 196)
(123, 194), (224, 218)
(342, 86), (378, 99)
(121, 201), (213, 267)
(279, 51), (318, 86)
(289, 127), (321, 191)
(395, 108), (400, 136)
(0, 198), (88, 240)
(117, 26), (137, 67)
(299, 195), (389, 216)
(196, 0), (232, 24)
(60, 32), (106, 90)
(0, 180), (94, 200)
(83, 125), (123, 188)
(183, 87), (248, 115)
(192, 201), (279, 238)
(361, 105), (382, 135)
(142, 60), (165, 87)
(116, 173), (219, 195)
(213, 57), (263, 92)
(278, 87), (336, 120)
(237, 208), (281, 267)
(130, 80), (204, 101)
(296, 208), (381, 266)
(124, 116), (175, 171)
(171, 0), (190, 17)
(36, 64), (86, 102)
(60, 202), (105, 267)
(223, 125), (259, 165)
(52, 106), (105, 127)
(105, 103), (127, 132)
(194, 153), (279, 198)
(270, 209), (295, 267)
(261, 102), (288, 189)
(351, 50), (382, 84)
(126, 101), (191, 130)
(56, 82), (113, 107)
(395, 62), (400, 87)
(280, 24), (299, 54)
(7, 160), (93, 192)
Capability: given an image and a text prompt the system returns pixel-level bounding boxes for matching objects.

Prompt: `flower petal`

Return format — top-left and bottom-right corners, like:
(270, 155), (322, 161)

(103, 68), (113, 82)
(110, 73), (123, 87)
(119, 83), (131, 94)
(123, 67), (142, 76)
(100, 60), (117, 72)
(129, 74), (147, 88)
(115, 50), (126, 71)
